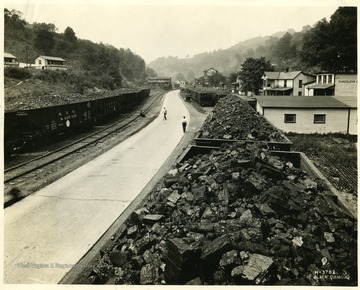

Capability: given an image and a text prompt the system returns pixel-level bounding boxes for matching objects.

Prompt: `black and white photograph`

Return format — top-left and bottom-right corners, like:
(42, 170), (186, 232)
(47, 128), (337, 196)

(2, 0), (358, 288)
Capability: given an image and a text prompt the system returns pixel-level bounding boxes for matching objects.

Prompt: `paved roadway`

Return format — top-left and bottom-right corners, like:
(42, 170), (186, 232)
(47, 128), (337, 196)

(4, 90), (190, 284)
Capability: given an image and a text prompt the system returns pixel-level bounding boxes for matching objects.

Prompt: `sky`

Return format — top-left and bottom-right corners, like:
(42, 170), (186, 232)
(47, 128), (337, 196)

(3, 0), (357, 63)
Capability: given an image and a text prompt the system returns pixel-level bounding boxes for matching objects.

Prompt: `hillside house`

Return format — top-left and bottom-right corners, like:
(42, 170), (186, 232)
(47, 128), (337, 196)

(4, 52), (18, 66)
(262, 71), (315, 96)
(256, 95), (357, 135)
(204, 67), (218, 77)
(34, 55), (67, 70)
(195, 67), (219, 86)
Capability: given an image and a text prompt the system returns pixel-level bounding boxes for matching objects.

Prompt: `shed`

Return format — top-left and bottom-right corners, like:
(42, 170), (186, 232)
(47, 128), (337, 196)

(4, 52), (18, 66)
(256, 95), (357, 135)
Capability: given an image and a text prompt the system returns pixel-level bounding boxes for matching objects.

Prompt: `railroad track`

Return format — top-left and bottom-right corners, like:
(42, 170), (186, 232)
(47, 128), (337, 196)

(316, 154), (357, 193)
(4, 91), (165, 186)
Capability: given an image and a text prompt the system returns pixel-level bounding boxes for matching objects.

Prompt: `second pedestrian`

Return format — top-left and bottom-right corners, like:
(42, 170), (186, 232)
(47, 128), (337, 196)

(182, 116), (187, 132)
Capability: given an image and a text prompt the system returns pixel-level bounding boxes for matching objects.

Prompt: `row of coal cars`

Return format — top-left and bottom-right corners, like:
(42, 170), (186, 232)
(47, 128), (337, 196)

(4, 88), (150, 158)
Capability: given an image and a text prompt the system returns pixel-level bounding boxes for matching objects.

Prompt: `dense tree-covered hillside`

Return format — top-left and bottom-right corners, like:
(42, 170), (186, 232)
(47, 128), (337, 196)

(149, 7), (357, 82)
(4, 8), (154, 92)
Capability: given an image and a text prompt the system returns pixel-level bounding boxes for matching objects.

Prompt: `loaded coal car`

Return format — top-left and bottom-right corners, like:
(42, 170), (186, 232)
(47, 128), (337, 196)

(187, 86), (229, 107)
(90, 89), (149, 123)
(14, 100), (93, 150)
(4, 88), (150, 156)
(194, 91), (216, 106)
(4, 111), (22, 157)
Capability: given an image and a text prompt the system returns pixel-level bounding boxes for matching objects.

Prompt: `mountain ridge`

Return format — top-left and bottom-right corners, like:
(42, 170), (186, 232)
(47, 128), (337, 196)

(148, 29), (292, 80)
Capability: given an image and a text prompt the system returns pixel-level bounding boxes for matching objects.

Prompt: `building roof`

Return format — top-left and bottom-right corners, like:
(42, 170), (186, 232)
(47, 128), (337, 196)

(332, 95), (357, 108)
(256, 95), (354, 109)
(4, 52), (17, 58)
(266, 87), (293, 92)
(37, 55), (66, 61)
(204, 67), (218, 73)
(306, 84), (335, 89)
(263, 71), (302, 80)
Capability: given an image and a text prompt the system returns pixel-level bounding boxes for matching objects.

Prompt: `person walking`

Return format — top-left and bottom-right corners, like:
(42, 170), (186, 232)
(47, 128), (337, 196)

(181, 116), (187, 133)
(163, 107), (167, 120)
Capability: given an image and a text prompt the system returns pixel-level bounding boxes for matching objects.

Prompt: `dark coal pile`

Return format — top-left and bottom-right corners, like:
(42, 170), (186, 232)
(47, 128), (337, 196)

(5, 87), (146, 111)
(81, 142), (357, 285)
(199, 94), (286, 142)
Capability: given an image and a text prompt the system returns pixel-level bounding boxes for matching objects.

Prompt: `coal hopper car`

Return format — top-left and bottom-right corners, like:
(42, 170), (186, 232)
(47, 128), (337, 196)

(4, 88), (150, 156)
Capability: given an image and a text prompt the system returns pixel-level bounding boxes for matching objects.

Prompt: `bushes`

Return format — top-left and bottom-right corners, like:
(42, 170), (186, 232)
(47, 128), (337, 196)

(4, 66), (32, 80)
(33, 69), (120, 91)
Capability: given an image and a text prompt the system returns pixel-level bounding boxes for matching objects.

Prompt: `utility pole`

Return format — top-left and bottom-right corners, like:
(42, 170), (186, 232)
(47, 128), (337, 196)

(25, 45), (29, 67)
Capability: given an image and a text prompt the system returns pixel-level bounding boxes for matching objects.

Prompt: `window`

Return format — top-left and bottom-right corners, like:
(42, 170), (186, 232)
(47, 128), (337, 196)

(317, 75), (322, 84)
(314, 114), (326, 124)
(328, 74), (333, 84)
(298, 91), (302, 96)
(284, 80), (287, 87)
(298, 80), (303, 88)
(284, 114), (296, 123)
(323, 75), (327, 84)
(38, 60), (42, 64)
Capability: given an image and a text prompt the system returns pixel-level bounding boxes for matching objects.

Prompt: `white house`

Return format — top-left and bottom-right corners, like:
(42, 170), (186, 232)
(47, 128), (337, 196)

(256, 95), (357, 135)
(34, 55), (67, 70)
(261, 71), (316, 96)
(204, 67), (218, 77)
(4, 52), (18, 66)
(305, 73), (357, 97)
(195, 67), (219, 86)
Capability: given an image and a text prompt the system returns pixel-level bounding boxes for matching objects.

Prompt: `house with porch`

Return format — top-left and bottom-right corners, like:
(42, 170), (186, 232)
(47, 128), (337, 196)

(305, 73), (357, 97)
(34, 55), (67, 70)
(4, 52), (18, 66)
(195, 67), (219, 86)
(261, 71), (315, 96)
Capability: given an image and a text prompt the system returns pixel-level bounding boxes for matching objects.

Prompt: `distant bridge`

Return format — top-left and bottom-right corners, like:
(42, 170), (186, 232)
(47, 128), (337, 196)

(147, 77), (172, 90)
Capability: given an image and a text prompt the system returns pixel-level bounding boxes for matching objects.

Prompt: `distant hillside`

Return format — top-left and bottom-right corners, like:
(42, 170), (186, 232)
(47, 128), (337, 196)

(4, 8), (155, 94)
(149, 6), (357, 82)
(148, 30), (292, 81)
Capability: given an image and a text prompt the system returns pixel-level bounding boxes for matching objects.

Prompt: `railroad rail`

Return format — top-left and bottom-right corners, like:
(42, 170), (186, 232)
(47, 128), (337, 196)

(316, 154), (358, 193)
(4, 91), (165, 187)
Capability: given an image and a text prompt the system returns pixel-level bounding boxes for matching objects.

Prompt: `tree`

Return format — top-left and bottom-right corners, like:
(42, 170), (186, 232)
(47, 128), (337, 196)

(329, 7), (357, 72)
(64, 26), (77, 43)
(300, 19), (332, 71)
(300, 7), (357, 73)
(186, 70), (195, 82)
(4, 8), (25, 30)
(238, 57), (274, 95)
(208, 72), (226, 87)
(176, 72), (186, 82)
(34, 29), (55, 54)
(33, 22), (57, 33)
(227, 72), (239, 84)
(145, 67), (157, 78)
(275, 33), (296, 62)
